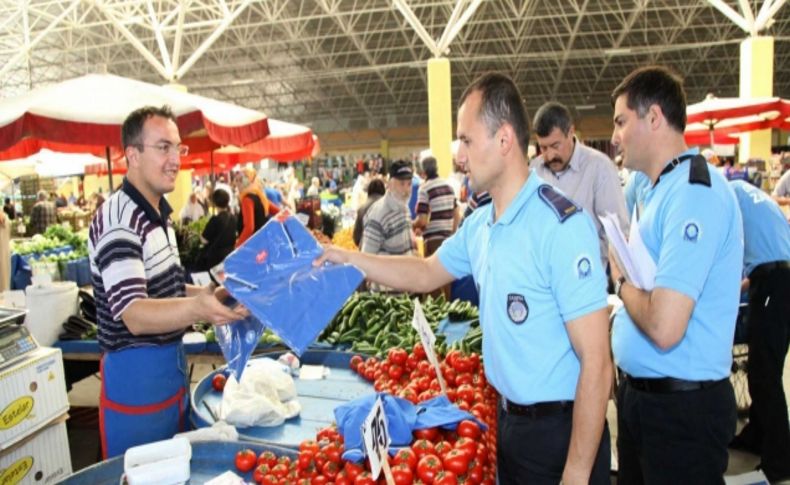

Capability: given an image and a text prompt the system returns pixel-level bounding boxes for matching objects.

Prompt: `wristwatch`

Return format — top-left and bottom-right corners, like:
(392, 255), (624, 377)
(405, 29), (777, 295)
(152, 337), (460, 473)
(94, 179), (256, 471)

(614, 276), (626, 298)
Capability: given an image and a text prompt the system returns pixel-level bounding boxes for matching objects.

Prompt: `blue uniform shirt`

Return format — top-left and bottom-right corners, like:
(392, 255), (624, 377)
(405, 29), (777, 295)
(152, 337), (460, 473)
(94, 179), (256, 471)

(730, 180), (790, 276)
(612, 149), (744, 380)
(624, 170), (650, 219)
(438, 172), (607, 404)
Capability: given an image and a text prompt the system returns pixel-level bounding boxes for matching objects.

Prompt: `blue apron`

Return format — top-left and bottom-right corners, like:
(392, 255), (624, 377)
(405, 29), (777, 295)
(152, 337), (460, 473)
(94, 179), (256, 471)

(99, 342), (189, 459)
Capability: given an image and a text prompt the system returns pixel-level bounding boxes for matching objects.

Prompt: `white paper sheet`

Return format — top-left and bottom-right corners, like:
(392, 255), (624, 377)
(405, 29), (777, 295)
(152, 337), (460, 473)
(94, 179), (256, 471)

(599, 209), (656, 290)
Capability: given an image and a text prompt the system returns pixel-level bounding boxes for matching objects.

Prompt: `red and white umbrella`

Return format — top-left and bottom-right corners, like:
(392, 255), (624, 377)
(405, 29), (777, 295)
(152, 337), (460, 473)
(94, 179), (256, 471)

(0, 73), (270, 161)
(685, 95), (790, 146)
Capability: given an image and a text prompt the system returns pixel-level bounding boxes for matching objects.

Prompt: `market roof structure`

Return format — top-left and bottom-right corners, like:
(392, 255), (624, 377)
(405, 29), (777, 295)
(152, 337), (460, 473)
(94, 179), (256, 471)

(1, 0), (788, 137)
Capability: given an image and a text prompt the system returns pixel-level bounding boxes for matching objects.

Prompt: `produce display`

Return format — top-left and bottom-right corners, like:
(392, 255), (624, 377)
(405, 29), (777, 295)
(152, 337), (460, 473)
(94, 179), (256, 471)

(319, 293), (480, 356)
(223, 346), (498, 485)
(175, 216), (210, 270)
(12, 224), (88, 261)
(331, 227), (357, 251)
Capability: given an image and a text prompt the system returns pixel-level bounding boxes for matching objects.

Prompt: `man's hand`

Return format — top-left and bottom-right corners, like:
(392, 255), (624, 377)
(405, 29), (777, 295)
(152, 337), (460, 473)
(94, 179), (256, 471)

(195, 285), (248, 325)
(313, 245), (351, 267)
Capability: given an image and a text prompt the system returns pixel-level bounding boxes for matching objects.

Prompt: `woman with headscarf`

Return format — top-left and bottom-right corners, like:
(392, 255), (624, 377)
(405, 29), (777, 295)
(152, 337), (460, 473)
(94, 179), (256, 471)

(235, 167), (279, 247)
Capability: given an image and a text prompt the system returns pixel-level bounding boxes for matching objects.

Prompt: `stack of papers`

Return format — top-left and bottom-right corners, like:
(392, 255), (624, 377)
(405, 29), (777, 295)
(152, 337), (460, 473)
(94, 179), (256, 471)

(599, 210), (656, 290)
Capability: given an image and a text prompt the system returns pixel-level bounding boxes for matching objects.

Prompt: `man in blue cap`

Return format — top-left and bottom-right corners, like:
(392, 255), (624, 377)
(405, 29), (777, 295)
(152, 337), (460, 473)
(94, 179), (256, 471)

(318, 73), (612, 485)
(728, 180), (790, 483)
(609, 66), (743, 483)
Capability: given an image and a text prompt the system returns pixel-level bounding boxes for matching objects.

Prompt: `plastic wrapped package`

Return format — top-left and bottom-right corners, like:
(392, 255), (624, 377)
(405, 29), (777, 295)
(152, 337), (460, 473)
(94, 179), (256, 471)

(221, 212), (363, 360)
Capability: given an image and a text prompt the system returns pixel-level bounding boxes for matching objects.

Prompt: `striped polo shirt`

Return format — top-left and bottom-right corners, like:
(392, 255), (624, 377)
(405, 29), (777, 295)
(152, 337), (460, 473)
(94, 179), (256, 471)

(89, 178), (187, 352)
(416, 177), (457, 242)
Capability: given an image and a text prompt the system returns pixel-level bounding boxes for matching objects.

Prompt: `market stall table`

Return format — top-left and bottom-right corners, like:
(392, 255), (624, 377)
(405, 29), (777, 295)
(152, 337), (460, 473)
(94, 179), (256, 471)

(59, 440), (297, 485)
(191, 350), (373, 448)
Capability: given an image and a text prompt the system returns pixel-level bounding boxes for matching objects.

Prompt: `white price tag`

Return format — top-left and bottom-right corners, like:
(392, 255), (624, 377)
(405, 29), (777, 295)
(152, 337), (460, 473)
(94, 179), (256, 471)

(410, 299), (448, 394)
(361, 396), (393, 481)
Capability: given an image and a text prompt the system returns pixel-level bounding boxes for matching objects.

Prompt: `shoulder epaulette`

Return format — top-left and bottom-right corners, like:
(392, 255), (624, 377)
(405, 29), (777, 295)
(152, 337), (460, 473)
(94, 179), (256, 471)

(688, 154), (711, 187)
(537, 184), (580, 223)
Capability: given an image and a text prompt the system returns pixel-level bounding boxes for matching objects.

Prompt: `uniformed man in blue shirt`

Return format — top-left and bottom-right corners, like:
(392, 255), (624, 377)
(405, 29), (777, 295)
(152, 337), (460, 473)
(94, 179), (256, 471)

(317, 73), (612, 484)
(609, 66), (744, 483)
(728, 180), (790, 482)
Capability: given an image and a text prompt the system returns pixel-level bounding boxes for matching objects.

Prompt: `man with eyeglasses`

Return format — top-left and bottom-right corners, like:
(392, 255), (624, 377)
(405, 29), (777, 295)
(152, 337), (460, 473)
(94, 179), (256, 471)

(88, 106), (246, 458)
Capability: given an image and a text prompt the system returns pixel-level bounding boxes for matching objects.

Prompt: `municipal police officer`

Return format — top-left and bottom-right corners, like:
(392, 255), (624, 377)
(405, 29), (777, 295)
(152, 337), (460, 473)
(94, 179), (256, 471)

(609, 66), (743, 483)
(728, 180), (790, 482)
(317, 73), (612, 485)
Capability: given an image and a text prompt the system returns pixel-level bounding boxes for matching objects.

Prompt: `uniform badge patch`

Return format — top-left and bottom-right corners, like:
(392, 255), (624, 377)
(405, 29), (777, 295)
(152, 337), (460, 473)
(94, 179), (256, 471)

(683, 221), (701, 242)
(576, 255), (592, 279)
(507, 293), (528, 324)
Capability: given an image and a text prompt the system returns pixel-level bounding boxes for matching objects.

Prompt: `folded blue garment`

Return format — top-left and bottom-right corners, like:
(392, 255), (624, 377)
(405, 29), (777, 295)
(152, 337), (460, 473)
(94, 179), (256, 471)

(335, 393), (486, 462)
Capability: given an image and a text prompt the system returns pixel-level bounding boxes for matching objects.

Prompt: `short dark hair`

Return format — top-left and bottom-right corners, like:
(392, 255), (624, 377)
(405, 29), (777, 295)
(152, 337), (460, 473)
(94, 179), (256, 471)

(367, 179), (386, 197)
(458, 73), (530, 154)
(211, 188), (230, 208)
(121, 105), (177, 149)
(422, 156), (438, 178)
(611, 65), (687, 133)
(533, 102), (573, 137)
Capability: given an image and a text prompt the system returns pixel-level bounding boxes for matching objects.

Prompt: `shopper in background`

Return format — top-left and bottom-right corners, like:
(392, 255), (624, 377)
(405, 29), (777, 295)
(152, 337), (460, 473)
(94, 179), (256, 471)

(179, 191), (205, 224)
(530, 101), (629, 271)
(727, 180), (790, 483)
(319, 73), (612, 484)
(3, 198), (15, 220)
(196, 189), (237, 272)
(360, 161), (415, 256)
(772, 168), (790, 206)
(30, 190), (58, 235)
(235, 167), (278, 247)
(413, 156), (460, 256)
(609, 66), (743, 483)
(352, 178), (385, 248)
(306, 176), (321, 197)
(88, 105), (245, 459)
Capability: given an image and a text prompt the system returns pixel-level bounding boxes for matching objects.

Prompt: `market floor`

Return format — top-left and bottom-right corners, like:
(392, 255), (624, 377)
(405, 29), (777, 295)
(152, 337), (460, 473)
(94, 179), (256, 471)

(65, 358), (788, 482)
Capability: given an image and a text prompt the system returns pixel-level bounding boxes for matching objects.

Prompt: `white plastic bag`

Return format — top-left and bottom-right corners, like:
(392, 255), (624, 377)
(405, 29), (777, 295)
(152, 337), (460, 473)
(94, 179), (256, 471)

(218, 358), (301, 428)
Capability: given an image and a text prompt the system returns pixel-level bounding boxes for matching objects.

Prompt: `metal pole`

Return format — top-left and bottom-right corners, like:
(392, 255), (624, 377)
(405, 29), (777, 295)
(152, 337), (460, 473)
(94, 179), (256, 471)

(105, 147), (114, 192)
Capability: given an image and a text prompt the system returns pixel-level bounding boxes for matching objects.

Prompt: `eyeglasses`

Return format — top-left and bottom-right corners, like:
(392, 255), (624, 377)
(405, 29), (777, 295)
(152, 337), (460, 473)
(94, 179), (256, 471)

(136, 143), (189, 157)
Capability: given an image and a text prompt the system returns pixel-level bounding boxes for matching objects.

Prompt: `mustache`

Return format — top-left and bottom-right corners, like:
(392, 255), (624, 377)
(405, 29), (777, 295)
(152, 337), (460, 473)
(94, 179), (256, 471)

(545, 157), (563, 165)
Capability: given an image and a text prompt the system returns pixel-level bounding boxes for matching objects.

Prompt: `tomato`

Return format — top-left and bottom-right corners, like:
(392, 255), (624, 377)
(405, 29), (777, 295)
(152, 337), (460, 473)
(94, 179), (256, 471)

(354, 471), (376, 485)
(445, 350), (461, 368)
(321, 460), (340, 480)
(388, 347), (408, 366)
(452, 356), (474, 373)
(335, 470), (352, 485)
(456, 420), (481, 440)
(212, 373), (227, 392)
(314, 450), (329, 469)
(388, 364), (404, 380)
(398, 387), (419, 403)
(414, 427), (440, 442)
(350, 355), (364, 372)
(434, 440), (453, 459)
(276, 456), (291, 469)
(392, 447), (417, 469)
(260, 474), (279, 485)
(323, 442), (343, 463)
(442, 449), (470, 475)
(412, 438), (436, 458)
(365, 357), (379, 367)
(271, 463), (289, 478)
(413, 342), (427, 360)
(434, 470), (458, 485)
(456, 384), (476, 403)
(416, 454), (443, 483)
(467, 353), (480, 371)
(454, 438), (477, 460)
(442, 367), (457, 387)
(258, 450), (278, 468)
(344, 461), (364, 481)
(317, 425), (339, 442)
(254, 464), (270, 484)
(406, 352), (421, 371)
(465, 459), (484, 484)
(298, 450), (315, 470)
(454, 372), (473, 387)
(235, 448), (257, 473)
(311, 474), (328, 484)
(391, 463), (414, 485)
(300, 440), (320, 454)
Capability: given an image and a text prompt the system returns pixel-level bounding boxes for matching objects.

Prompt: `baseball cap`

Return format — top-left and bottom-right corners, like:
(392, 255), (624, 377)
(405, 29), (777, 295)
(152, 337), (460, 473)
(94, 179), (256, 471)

(389, 160), (414, 180)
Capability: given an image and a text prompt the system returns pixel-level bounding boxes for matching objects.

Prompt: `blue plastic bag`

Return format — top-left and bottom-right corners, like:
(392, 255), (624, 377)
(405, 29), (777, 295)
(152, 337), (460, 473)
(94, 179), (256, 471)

(214, 314), (266, 381)
(221, 213), (363, 359)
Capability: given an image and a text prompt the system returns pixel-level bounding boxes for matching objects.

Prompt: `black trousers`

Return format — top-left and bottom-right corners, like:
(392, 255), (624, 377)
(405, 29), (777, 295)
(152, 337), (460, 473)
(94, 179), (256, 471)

(616, 378), (736, 484)
(497, 403), (611, 484)
(742, 264), (790, 481)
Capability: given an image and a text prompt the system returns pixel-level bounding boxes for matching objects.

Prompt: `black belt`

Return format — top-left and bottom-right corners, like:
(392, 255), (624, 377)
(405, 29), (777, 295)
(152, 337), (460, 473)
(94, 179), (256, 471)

(622, 372), (727, 393)
(749, 260), (790, 280)
(502, 399), (573, 417)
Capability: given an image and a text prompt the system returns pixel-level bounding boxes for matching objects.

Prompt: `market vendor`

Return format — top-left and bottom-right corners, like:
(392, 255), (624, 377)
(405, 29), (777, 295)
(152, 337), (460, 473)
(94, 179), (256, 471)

(609, 66), (743, 483)
(88, 105), (247, 459)
(317, 73), (612, 484)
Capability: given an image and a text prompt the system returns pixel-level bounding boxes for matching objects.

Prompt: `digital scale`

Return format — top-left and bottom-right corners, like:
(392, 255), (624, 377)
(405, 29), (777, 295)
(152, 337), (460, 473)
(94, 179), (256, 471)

(0, 307), (35, 370)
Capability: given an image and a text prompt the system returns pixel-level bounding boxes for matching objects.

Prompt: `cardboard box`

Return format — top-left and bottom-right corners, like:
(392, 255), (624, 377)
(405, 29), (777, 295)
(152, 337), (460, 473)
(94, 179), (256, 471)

(0, 347), (69, 449)
(0, 415), (71, 485)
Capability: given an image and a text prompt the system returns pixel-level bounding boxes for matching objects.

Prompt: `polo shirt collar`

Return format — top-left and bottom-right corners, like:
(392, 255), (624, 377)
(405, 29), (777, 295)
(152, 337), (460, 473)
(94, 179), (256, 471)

(121, 177), (173, 224)
(487, 172), (540, 227)
(653, 147), (700, 188)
